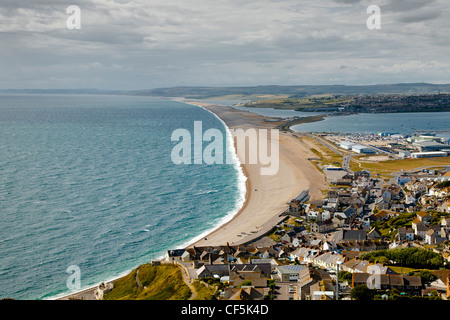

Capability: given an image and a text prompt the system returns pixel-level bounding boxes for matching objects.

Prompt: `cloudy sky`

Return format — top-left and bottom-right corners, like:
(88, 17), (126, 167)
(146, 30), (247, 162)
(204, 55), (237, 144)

(0, 0), (449, 90)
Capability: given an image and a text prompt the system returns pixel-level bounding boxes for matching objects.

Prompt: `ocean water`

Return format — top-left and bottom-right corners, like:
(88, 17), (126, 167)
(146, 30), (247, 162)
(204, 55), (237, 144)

(291, 112), (450, 135)
(0, 94), (245, 300)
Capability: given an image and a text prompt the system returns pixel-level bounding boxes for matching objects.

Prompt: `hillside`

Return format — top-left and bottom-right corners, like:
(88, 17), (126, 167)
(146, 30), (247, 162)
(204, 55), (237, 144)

(132, 83), (450, 99)
(103, 264), (191, 300)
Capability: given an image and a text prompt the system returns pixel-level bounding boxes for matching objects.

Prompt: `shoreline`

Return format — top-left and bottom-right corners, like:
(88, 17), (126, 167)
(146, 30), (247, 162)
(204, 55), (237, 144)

(178, 100), (327, 247)
(55, 99), (328, 300)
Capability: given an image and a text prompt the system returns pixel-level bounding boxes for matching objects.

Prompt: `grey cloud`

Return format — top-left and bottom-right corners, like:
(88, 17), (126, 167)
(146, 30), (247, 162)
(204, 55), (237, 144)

(0, 0), (449, 89)
(332, 0), (362, 4)
(383, 0), (437, 12)
(397, 8), (442, 23)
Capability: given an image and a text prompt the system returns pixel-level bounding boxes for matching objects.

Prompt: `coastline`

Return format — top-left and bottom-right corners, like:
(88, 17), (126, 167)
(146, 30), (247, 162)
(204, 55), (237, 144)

(179, 100), (327, 247)
(55, 99), (328, 300)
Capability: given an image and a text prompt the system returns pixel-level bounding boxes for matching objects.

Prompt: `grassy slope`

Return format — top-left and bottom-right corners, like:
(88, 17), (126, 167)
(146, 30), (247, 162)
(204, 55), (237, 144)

(103, 264), (191, 300)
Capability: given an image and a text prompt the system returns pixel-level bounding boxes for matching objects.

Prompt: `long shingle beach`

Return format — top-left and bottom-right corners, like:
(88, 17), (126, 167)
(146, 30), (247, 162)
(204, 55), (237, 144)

(184, 101), (327, 247)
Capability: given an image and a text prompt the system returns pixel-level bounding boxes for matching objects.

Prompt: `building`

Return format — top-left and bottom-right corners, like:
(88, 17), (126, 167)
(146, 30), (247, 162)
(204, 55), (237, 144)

(352, 144), (376, 154)
(311, 219), (334, 233)
(229, 264), (269, 287)
(276, 265), (306, 282)
(352, 273), (422, 295)
(413, 141), (447, 152)
(397, 227), (415, 241)
(312, 252), (344, 271)
(398, 150), (411, 158)
(196, 263), (272, 280)
(297, 267), (332, 300)
(340, 141), (355, 150)
(165, 249), (186, 262)
(411, 151), (448, 159)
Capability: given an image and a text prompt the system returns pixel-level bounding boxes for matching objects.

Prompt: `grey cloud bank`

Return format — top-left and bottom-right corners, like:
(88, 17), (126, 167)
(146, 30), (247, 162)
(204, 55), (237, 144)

(0, 0), (449, 90)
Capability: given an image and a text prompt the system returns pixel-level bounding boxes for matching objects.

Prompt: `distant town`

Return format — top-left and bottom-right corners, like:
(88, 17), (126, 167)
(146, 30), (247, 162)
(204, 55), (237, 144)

(243, 93), (450, 114)
(93, 128), (450, 301)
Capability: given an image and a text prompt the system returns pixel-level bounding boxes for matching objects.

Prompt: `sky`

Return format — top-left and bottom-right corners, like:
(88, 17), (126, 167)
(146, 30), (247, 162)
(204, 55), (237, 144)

(0, 0), (449, 90)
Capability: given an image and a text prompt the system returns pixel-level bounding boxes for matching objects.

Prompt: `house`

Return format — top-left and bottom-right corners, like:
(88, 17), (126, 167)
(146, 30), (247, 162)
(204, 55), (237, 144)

(332, 213), (345, 228)
(312, 252), (344, 270)
(310, 280), (335, 300)
(425, 227), (446, 245)
(196, 263), (272, 280)
(289, 247), (320, 263)
(442, 217), (450, 227)
(307, 210), (323, 222)
(373, 210), (398, 221)
(440, 201), (450, 213)
(343, 205), (358, 224)
(322, 241), (337, 252)
(367, 228), (381, 240)
(397, 174), (413, 185)
(352, 273), (422, 295)
(397, 227), (415, 241)
(342, 230), (367, 241)
(405, 193), (416, 205)
(391, 204), (405, 213)
(428, 187), (447, 198)
(229, 264), (269, 287)
(416, 212), (432, 223)
(297, 267), (332, 300)
(196, 264), (230, 279)
(311, 219), (334, 233)
(337, 240), (389, 252)
(165, 249), (186, 262)
(276, 265), (306, 282)
(224, 287), (265, 300)
(341, 258), (370, 273)
(250, 258), (279, 273)
(413, 221), (429, 239)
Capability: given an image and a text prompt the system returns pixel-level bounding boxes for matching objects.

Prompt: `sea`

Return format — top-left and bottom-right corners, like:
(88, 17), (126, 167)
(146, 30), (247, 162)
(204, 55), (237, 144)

(0, 94), (246, 300)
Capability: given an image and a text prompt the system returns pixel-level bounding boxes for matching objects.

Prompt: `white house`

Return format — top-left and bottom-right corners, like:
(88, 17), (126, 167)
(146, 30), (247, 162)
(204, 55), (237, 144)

(307, 210), (322, 222)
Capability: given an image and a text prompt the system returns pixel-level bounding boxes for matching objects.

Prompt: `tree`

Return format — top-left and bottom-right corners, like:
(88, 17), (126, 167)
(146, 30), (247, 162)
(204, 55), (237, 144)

(417, 270), (437, 285)
(338, 271), (353, 282)
(350, 284), (375, 301)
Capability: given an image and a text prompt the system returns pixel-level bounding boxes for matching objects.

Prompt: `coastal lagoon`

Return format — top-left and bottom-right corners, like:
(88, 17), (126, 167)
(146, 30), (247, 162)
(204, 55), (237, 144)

(0, 94), (245, 299)
(291, 112), (450, 135)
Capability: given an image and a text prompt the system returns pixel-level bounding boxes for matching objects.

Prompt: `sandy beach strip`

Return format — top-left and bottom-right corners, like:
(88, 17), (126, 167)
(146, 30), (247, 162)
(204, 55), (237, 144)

(183, 101), (327, 247)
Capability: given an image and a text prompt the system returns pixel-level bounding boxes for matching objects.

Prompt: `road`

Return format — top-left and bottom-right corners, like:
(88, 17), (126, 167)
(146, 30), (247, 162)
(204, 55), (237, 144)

(274, 282), (296, 300)
(306, 133), (355, 173)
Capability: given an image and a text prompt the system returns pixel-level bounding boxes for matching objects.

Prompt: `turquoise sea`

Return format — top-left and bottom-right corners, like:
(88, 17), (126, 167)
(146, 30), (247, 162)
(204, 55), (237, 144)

(0, 94), (245, 300)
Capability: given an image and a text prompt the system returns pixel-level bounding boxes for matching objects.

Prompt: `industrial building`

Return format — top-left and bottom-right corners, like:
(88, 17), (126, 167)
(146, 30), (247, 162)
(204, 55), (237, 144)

(351, 144), (375, 154)
(411, 151), (448, 159)
(339, 141), (355, 150)
(413, 141), (447, 152)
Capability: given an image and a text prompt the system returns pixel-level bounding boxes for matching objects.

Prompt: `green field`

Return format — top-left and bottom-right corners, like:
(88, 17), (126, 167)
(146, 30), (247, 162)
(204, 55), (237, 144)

(243, 96), (355, 110)
(103, 264), (191, 300)
(350, 156), (450, 177)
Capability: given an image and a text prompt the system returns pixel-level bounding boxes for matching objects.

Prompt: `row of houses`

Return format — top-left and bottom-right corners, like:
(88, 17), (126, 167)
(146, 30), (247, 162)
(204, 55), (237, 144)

(352, 273), (422, 296)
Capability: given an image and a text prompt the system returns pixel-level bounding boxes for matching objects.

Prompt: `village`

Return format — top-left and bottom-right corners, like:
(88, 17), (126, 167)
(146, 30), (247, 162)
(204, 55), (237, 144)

(150, 159), (450, 301)
(93, 130), (450, 301)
